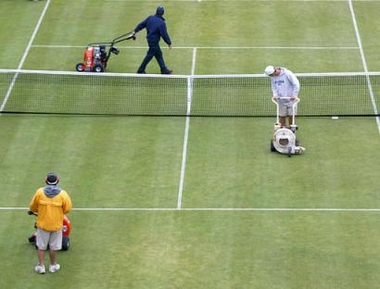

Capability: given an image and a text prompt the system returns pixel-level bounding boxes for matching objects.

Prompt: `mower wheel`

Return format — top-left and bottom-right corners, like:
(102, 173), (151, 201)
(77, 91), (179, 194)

(93, 64), (104, 73)
(28, 234), (36, 244)
(61, 236), (70, 251)
(76, 63), (85, 72)
(270, 141), (276, 152)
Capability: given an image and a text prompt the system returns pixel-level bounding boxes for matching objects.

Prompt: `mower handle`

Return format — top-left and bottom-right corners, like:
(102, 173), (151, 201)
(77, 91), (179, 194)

(271, 97), (300, 126)
(272, 97), (300, 102)
(87, 31), (136, 47)
(111, 31), (136, 45)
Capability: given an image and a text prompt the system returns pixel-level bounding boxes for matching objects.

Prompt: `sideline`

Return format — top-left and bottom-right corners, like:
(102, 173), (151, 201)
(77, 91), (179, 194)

(0, 0), (51, 112)
(348, 0), (380, 133)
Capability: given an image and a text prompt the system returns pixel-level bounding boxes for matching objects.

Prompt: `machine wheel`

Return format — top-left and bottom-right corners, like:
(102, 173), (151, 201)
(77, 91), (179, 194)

(28, 233), (36, 244)
(270, 141), (276, 152)
(93, 64), (104, 73)
(61, 236), (70, 251)
(76, 63), (85, 72)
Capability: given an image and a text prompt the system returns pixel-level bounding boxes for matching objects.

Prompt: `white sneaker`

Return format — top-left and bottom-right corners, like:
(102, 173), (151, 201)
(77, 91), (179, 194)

(49, 263), (60, 273)
(35, 264), (45, 274)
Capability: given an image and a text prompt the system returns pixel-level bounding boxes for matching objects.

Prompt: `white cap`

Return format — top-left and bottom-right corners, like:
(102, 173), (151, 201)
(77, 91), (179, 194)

(264, 65), (275, 76)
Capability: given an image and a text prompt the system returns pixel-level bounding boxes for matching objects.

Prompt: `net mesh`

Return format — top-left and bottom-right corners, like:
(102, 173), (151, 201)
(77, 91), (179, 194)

(0, 69), (379, 117)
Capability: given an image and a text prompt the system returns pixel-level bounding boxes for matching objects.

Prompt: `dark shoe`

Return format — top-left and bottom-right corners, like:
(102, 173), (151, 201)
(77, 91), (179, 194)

(161, 70), (172, 75)
(137, 71), (146, 74)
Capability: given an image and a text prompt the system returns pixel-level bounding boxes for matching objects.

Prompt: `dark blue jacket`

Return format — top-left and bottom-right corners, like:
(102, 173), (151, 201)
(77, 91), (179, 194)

(134, 14), (171, 46)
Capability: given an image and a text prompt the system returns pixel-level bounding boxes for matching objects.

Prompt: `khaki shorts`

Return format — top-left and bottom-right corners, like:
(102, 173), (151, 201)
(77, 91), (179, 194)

(279, 103), (297, 117)
(36, 228), (62, 251)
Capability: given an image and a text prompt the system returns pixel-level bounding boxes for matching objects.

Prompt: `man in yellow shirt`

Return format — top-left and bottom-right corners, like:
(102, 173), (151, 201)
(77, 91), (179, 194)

(29, 172), (72, 274)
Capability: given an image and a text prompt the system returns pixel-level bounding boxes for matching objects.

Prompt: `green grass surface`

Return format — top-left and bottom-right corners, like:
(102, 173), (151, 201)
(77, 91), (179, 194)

(3, 210), (380, 289)
(1, 1), (380, 288)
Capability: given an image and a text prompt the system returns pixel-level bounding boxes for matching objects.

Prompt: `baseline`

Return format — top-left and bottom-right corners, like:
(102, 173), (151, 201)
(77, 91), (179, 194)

(2, 207), (380, 212)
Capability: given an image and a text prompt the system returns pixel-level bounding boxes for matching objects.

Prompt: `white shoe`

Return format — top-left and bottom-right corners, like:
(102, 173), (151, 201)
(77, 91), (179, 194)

(35, 264), (45, 274)
(49, 263), (60, 273)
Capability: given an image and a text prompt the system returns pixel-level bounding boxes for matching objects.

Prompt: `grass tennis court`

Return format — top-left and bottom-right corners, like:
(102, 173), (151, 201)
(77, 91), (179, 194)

(1, 1), (380, 288)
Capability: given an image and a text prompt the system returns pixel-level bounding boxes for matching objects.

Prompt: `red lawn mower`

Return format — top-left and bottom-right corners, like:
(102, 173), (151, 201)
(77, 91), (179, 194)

(76, 31), (136, 72)
(28, 211), (72, 251)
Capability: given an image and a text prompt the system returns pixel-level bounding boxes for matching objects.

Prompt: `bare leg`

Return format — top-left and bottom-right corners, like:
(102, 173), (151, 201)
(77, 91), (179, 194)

(37, 249), (45, 265)
(288, 116), (294, 126)
(49, 250), (57, 265)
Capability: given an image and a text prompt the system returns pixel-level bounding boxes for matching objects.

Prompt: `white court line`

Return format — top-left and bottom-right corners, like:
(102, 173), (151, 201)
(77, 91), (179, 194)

(31, 44), (359, 50)
(2, 207), (380, 212)
(104, 0), (380, 2)
(0, 0), (51, 113)
(348, 0), (380, 133)
(177, 48), (197, 209)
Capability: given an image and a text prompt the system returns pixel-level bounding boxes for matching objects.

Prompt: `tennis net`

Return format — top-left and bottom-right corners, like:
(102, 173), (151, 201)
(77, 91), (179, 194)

(0, 69), (379, 117)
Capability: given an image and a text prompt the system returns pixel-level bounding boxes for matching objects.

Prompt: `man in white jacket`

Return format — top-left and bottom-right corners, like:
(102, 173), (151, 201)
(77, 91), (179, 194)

(264, 66), (300, 128)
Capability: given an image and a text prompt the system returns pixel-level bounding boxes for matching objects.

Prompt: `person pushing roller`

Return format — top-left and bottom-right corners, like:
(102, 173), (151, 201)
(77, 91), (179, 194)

(133, 6), (173, 74)
(265, 66), (305, 156)
(264, 66), (300, 130)
(29, 173), (72, 274)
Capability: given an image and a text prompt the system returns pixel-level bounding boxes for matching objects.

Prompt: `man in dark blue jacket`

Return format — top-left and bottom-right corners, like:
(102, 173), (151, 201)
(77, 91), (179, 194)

(133, 6), (173, 74)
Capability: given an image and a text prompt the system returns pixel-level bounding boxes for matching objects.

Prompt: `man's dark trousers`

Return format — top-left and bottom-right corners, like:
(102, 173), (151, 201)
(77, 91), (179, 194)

(137, 42), (167, 73)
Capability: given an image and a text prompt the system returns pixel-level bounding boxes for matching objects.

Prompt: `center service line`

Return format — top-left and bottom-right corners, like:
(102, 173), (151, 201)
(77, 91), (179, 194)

(177, 48), (197, 209)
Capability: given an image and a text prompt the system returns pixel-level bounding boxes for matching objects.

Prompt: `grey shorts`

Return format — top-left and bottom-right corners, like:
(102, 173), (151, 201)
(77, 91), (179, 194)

(36, 228), (62, 251)
(279, 103), (297, 117)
